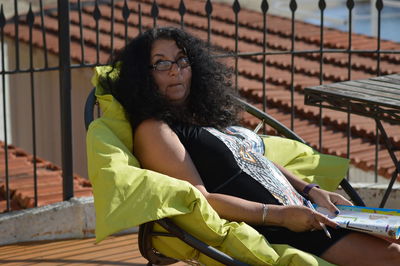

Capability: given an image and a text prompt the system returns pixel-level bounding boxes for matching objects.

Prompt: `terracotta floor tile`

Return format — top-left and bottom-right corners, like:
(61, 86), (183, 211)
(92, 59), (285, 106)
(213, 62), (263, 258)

(0, 233), (186, 265)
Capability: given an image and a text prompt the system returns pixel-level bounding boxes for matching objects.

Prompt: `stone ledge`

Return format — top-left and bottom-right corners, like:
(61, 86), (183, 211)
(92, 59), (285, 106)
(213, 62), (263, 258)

(337, 182), (400, 209)
(0, 196), (136, 246)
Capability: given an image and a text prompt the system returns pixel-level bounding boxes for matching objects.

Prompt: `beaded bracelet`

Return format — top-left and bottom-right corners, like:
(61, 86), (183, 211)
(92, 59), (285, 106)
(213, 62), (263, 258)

(302, 183), (320, 198)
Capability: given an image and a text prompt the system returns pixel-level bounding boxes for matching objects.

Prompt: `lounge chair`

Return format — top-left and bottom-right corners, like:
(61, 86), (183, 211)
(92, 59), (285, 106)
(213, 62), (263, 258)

(85, 66), (364, 265)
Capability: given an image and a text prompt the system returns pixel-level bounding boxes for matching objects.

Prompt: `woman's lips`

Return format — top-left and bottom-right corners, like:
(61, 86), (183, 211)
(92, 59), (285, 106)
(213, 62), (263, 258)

(169, 83), (182, 86)
(167, 83), (183, 88)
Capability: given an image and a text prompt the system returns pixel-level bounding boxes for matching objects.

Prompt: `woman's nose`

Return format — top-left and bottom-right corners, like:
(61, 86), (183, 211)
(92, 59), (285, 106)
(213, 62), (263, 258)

(168, 62), (180, 76)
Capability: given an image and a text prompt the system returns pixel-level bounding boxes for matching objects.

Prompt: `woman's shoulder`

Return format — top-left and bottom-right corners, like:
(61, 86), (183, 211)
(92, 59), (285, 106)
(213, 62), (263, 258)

(137, 118), (166, 128)
(135, 120), (204, 142)
(133, 119), (180, 154)
(135, 119), (172, 138)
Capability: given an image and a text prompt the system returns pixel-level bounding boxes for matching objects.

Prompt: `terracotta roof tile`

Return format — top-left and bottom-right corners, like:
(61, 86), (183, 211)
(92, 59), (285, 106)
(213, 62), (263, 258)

(0, 141), (92, 212)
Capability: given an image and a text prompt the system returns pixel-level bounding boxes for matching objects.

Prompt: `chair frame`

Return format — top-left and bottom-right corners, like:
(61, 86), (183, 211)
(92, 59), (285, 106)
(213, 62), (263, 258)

(84, 87), (365, 265)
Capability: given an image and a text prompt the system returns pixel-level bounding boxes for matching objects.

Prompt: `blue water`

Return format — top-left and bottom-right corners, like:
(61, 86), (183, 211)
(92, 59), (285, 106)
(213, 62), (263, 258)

(303, 2), (400, 43)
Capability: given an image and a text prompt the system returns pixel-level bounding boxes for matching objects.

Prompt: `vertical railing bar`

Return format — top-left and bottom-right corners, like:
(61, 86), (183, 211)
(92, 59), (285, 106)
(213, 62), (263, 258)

(180, 15), (184, 30)
(39, 0), (49, 69)
(374, 0), (383, 182)
(13, 0), (20, 71)
(130, 6), (134, 40)
(261, 2), (267, 113)
(110, 0), (115, 59)
(27, 4), (38, 207)
(261, 0), (268, 135)
(205, 0), (212, 45)
(0, 4), (10, 212)
(58, 0), (74, 200)
(124, 14), (128, 46)
(179, 0), (186, 30)
(289, 0), (297, 131)
(151, 1), (158, 28)
(346, 105), (351, 181)
(318, 2), (325, 85)
(234, 15), (238, 91)
(376, 0), (382, 77)
(346, 0), (354, 181)
(318, 0), (326, 152)
(77, 0), (86, 65)
(233, 0), (240, 91)
(138, 3), (142, 35)
(347, 0), (353, 81)
(122, 0), (129, 46)
(94, 0), (100, 65)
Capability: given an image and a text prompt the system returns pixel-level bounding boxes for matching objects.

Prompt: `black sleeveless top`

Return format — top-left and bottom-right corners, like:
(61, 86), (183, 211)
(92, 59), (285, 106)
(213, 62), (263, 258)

(172, 125), (350, 257)
(171, 125), (305, 206)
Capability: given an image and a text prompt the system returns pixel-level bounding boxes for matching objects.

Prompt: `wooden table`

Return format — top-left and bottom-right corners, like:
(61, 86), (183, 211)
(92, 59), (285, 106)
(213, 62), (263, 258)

(304, 74), (400, 207)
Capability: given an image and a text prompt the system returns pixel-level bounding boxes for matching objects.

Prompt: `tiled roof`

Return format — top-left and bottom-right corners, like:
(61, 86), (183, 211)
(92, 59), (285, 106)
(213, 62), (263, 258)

(0, 141), (92, 212)
(2, 0), (399, 211)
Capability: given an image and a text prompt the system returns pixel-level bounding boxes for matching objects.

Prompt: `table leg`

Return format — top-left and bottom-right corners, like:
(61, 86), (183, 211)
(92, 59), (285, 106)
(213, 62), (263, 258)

(379, 163), (399, 208)
(375, 119), (399, 208)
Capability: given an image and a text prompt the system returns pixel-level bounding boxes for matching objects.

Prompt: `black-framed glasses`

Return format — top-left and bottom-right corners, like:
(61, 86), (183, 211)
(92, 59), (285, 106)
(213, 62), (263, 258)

(149, 57), (191, 71)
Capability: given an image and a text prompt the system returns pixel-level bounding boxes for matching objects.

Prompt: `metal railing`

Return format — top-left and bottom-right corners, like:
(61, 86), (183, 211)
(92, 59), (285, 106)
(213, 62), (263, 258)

(0, 0), (399, 213)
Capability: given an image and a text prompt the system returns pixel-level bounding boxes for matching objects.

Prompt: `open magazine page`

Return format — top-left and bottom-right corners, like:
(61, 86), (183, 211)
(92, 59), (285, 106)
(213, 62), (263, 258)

(315, 205), (400, 239)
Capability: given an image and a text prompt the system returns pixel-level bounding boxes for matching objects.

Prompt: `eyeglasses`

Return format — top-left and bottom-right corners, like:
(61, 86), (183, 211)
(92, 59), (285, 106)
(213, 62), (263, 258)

(149, 57), (191, 71)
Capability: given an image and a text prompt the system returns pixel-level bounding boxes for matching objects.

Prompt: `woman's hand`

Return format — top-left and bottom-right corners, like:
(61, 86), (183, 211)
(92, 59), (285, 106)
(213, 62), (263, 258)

(279, 205), (339, 232)
(308, 187), (353, 215)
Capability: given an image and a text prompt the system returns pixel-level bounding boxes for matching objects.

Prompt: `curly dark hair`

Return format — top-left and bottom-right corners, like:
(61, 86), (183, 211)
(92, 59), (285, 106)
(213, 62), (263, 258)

(101, 27), (242, 131)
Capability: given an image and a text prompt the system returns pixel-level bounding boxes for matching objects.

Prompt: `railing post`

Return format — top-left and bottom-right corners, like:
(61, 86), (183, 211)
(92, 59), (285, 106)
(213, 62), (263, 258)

(58, 0), (73, 200)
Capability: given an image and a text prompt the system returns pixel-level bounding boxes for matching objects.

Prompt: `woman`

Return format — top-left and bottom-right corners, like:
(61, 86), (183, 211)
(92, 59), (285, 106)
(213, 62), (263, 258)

(104, 27), (400, 265)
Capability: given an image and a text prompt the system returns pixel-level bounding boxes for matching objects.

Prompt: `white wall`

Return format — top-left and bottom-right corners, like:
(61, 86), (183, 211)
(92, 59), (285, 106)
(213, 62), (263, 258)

(7, 39), (92, 179)
(0, 41), (11, 143)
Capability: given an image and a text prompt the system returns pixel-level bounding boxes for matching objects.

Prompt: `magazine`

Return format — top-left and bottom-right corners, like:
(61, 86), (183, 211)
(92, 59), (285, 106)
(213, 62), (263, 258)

(315, 205), (400, 239)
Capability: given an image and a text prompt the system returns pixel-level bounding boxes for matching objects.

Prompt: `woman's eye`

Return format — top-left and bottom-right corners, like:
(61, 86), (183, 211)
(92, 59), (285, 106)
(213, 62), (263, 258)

(178, 57), (190, 65)
(156, 61), (172, 69)
(157, 60), (170, 66)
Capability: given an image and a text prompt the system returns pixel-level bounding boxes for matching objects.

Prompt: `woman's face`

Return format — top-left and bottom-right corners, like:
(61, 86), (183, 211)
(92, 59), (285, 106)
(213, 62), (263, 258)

(150, 39), (192, 105)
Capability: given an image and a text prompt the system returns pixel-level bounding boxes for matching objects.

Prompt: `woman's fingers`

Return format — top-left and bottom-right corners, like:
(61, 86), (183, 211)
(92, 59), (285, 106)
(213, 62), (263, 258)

(323, 201), (340, 216)
(321, 193), (354, 216)
(283, 206), (339, 232)
(335, 194), (353, 206)
(314, 211), (339, 229)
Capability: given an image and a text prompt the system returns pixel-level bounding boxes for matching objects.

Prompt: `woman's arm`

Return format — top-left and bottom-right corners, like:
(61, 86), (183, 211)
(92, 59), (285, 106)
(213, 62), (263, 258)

(273, 163), (353, 214)
(272, 163), (310, 192)
(133, 119), (338, 231)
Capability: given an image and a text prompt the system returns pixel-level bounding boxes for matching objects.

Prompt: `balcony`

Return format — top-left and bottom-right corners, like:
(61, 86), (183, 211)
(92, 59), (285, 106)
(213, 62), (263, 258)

(0, 0), (399, 264)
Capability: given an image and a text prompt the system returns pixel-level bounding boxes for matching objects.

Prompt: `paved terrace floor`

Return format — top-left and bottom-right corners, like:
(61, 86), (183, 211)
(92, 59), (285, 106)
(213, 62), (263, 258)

(0, 233), (186, 266)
